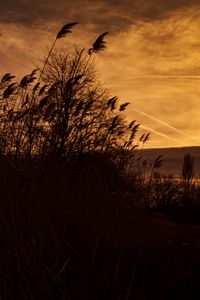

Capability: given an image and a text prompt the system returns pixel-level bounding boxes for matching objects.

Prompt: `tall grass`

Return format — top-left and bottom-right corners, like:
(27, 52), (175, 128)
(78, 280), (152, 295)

(0, 52), (140, 161)
(0, 23), (200, 300)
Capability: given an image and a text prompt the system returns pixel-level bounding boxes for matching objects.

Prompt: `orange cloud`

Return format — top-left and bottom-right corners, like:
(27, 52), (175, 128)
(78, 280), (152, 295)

(96, 7), (200, 147)
(1, 2), (200, 148)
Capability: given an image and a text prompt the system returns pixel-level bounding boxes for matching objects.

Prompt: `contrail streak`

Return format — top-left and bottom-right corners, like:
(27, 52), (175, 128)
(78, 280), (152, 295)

(141, 125), (187, 147)
(132, 108), (200, 143)
(113, 75), (200, 81)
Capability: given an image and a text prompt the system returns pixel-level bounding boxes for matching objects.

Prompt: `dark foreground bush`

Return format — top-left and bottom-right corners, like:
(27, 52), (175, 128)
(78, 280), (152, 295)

(0, 154), (200, 300)
(0, 154), (130, 299)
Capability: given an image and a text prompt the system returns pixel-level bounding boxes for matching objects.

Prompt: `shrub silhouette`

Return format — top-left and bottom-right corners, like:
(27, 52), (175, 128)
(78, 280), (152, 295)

(0, 28), (139, 161)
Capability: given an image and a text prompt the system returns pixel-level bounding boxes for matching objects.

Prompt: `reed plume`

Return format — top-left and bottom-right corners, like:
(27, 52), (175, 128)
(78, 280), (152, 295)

(119, 102), (130, 111)
(88, 32), (109, 55)
(56, 22), (78, 39)
(1, 73), (15, 83)
(38, 22), (78, 82)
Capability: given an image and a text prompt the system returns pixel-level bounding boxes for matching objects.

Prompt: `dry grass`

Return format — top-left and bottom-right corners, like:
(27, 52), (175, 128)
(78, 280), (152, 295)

(0, 24), (200, 300)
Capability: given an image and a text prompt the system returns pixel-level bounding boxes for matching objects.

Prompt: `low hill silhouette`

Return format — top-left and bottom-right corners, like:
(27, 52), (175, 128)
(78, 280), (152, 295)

(141, 146), (200, 177)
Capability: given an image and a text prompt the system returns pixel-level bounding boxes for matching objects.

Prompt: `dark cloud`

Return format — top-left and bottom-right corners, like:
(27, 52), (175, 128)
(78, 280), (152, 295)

(107, 0), (200, 19)
(1, 0), (200, 30)
(0, 0), (109, 26)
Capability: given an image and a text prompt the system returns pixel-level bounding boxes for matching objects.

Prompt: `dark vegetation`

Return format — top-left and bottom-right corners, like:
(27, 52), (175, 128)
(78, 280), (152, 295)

(0, 23), (200, 299)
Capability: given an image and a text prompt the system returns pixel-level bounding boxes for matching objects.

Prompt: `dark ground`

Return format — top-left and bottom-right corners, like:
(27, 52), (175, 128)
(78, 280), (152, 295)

(0, 156), (200, 299)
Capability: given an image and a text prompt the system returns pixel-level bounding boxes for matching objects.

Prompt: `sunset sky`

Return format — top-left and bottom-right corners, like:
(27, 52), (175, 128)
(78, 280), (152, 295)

(1, 0), (200, 148)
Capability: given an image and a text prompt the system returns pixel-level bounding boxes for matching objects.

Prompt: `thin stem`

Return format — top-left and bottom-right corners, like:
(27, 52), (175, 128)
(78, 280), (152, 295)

(38, 38), (57, 83)
(83, 53), (92, 75)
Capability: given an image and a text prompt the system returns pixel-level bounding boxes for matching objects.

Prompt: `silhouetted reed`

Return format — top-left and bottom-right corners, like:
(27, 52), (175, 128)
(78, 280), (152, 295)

(0, 30), (141, 161)
(0, 23), (200, 300)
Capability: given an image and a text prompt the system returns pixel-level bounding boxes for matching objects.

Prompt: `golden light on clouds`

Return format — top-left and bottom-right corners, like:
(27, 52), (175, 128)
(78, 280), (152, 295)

(1, 1), (200, 148)
(98, 7), (200, 147)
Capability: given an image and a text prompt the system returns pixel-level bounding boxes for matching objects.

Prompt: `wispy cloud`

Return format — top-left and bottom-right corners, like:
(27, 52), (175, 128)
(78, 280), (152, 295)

(133, 108), (200, 143)
(140, 125), (187, 147)
(1, 0), (200, 147)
